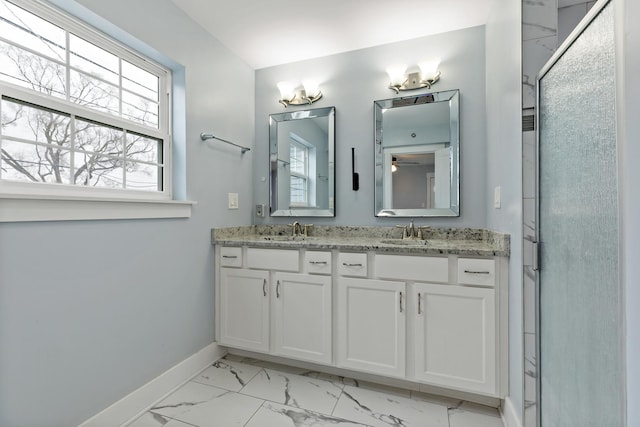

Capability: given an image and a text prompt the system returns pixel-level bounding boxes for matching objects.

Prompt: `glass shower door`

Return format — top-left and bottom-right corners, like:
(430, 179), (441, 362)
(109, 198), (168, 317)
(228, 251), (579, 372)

(537, 1), (623, 425)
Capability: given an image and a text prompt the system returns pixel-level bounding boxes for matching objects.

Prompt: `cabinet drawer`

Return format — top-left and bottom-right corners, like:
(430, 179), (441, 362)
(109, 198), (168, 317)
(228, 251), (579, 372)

(338, 253), (367, 277)
(220, 247), (242, 267)
(246, 248), (299, 271)
(457, 258), (495, 287)
(375, 254), (448, 283)
(304, 251), (332, 275)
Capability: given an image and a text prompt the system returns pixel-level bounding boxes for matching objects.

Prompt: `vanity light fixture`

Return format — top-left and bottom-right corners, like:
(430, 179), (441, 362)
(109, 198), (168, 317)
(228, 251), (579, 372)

(386, 58), (441, 94)
(277, 79), (323, 107)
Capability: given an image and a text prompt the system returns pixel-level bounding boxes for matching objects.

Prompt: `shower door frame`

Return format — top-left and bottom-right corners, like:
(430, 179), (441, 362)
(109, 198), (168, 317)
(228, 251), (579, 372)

(533, 0), (624, 426)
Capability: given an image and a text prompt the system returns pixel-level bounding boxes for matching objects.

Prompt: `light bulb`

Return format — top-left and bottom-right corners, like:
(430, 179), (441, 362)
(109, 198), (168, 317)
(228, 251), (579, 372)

(277, 81), (296, 101)
(418, 58), (441, 81)
(386, 64), (407, 87)
(302, 79), (320, 98)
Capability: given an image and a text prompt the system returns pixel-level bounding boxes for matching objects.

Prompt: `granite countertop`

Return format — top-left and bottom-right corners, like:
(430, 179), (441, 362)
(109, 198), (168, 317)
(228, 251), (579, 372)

(211, 225), (510, 257)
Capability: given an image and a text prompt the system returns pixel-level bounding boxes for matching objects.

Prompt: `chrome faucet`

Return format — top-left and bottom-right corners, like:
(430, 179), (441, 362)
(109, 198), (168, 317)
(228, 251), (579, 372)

(396, 219), (415, 239)
(396, 219), (429, 240)
(288, 221), (313, 237)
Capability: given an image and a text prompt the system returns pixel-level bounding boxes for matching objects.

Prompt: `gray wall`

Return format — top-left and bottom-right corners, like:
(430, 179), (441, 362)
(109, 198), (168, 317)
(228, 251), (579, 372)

(0, 0), (255, 426)
(254, 27), (487, 227)
(485, 0), (523, 422)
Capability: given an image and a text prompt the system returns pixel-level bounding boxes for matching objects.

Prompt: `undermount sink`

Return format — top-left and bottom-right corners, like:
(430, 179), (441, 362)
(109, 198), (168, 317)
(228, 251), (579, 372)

(379, 238), (429, 246)
(261, 235), (316, 241)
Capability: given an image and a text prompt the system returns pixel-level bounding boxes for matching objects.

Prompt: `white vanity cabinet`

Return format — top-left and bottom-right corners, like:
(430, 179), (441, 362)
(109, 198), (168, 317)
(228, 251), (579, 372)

(413, 283), (496, 394)
(337, 277), (406, 377)
(215, 242), (508, 400)
(338, 252), (505, 397)
(217, 247), (333, 365)
(273, 272), (332, 364)
(219, 267), (270, 352)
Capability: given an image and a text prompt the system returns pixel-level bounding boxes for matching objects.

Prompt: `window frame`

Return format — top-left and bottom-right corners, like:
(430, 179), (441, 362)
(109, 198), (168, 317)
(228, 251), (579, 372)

(289, 137), (310, 207)
(0, 0), (191, 221)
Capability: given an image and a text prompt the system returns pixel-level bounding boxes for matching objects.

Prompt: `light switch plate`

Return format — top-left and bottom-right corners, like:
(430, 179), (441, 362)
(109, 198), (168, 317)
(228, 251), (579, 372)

(494, 186), (501, 209)
(228, 193), (239, 209)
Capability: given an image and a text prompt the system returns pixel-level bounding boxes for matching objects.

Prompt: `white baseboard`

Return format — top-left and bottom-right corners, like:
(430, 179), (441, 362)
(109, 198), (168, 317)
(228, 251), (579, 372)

(500, 396), (523, 427)
(78, 342), (226, 427)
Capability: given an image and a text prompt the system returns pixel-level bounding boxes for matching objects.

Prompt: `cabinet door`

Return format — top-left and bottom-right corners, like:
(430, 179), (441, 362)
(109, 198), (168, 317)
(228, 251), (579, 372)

(414, 283), (496, 394)
(219, 268), (270, 352)
(273, 273), (332, 364)
(337, 278), (406, 377)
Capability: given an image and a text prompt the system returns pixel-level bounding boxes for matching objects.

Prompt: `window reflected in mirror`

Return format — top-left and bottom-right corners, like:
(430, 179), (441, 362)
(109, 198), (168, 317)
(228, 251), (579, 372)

(269, 107), (335, 217)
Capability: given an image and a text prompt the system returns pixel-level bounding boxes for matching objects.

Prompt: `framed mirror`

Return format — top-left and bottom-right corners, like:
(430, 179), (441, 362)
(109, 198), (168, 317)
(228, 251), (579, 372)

(269, 106), (335, 217)
(374, 90), (459, 217)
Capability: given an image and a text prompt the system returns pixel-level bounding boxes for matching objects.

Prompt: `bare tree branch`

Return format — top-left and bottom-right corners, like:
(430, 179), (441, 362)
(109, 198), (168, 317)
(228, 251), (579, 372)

(0, 149), (39, 181)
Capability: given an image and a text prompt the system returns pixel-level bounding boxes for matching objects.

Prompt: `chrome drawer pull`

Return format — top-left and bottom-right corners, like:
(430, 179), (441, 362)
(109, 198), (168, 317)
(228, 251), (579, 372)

(342, 263), (363, 267)
(399, 291), (404, 313)
(418, 292), (422, 315)
(276, 280), (281, 298)
(263, 279), (267, 297)
(464, 270), (491, 275)
(309, 261), (328, 265)
(222, 255), (238, 259)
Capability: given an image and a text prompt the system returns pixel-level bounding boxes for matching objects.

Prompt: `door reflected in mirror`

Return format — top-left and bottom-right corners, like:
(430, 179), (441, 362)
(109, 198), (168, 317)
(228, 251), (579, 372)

(375, 90), (459, 217)
(388, 151), (450, 209)
(269, 107), (335, 217)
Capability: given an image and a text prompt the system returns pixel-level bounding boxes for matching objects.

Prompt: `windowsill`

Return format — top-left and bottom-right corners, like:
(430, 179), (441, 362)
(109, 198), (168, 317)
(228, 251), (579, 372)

(0, 193), (195, 223)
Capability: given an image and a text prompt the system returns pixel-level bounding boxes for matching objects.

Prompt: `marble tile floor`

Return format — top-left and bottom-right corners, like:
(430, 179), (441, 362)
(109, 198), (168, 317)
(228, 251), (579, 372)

(127, 354), (504, 427)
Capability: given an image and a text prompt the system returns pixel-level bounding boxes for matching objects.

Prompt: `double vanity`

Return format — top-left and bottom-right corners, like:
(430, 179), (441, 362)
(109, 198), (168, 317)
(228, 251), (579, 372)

(212, 82), (509, 403)
(212, 225), (510, 401)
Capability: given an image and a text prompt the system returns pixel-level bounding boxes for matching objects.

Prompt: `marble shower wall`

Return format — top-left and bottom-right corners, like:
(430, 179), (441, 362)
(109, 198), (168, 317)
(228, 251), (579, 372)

(559, 1), (598, 45)
(521, 1), (595, 426)
(522, 1), (557, 426)
(523, 0), (557, 109)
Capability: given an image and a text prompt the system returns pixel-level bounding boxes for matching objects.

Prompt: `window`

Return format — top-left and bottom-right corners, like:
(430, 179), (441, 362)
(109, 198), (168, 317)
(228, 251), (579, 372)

(0, 0), (171, 201)
(289, 138), (309, 206)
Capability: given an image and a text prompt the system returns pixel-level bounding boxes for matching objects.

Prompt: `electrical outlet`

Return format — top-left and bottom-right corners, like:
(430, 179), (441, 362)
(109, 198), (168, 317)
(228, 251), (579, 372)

(256, 204), (265, 217)
(228, 193), (239, 209)
(494, 186), (501, 209)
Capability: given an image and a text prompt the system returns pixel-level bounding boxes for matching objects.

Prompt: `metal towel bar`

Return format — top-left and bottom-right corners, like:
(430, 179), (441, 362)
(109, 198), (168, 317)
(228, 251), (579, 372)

(200, 132), (250, 154)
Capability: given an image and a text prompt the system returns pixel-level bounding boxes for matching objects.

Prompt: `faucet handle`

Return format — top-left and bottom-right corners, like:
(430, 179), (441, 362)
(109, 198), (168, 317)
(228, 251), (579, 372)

(417, 225), (430, 239)
(396, 225), (409, 239)
(303, 224), (313, 236)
